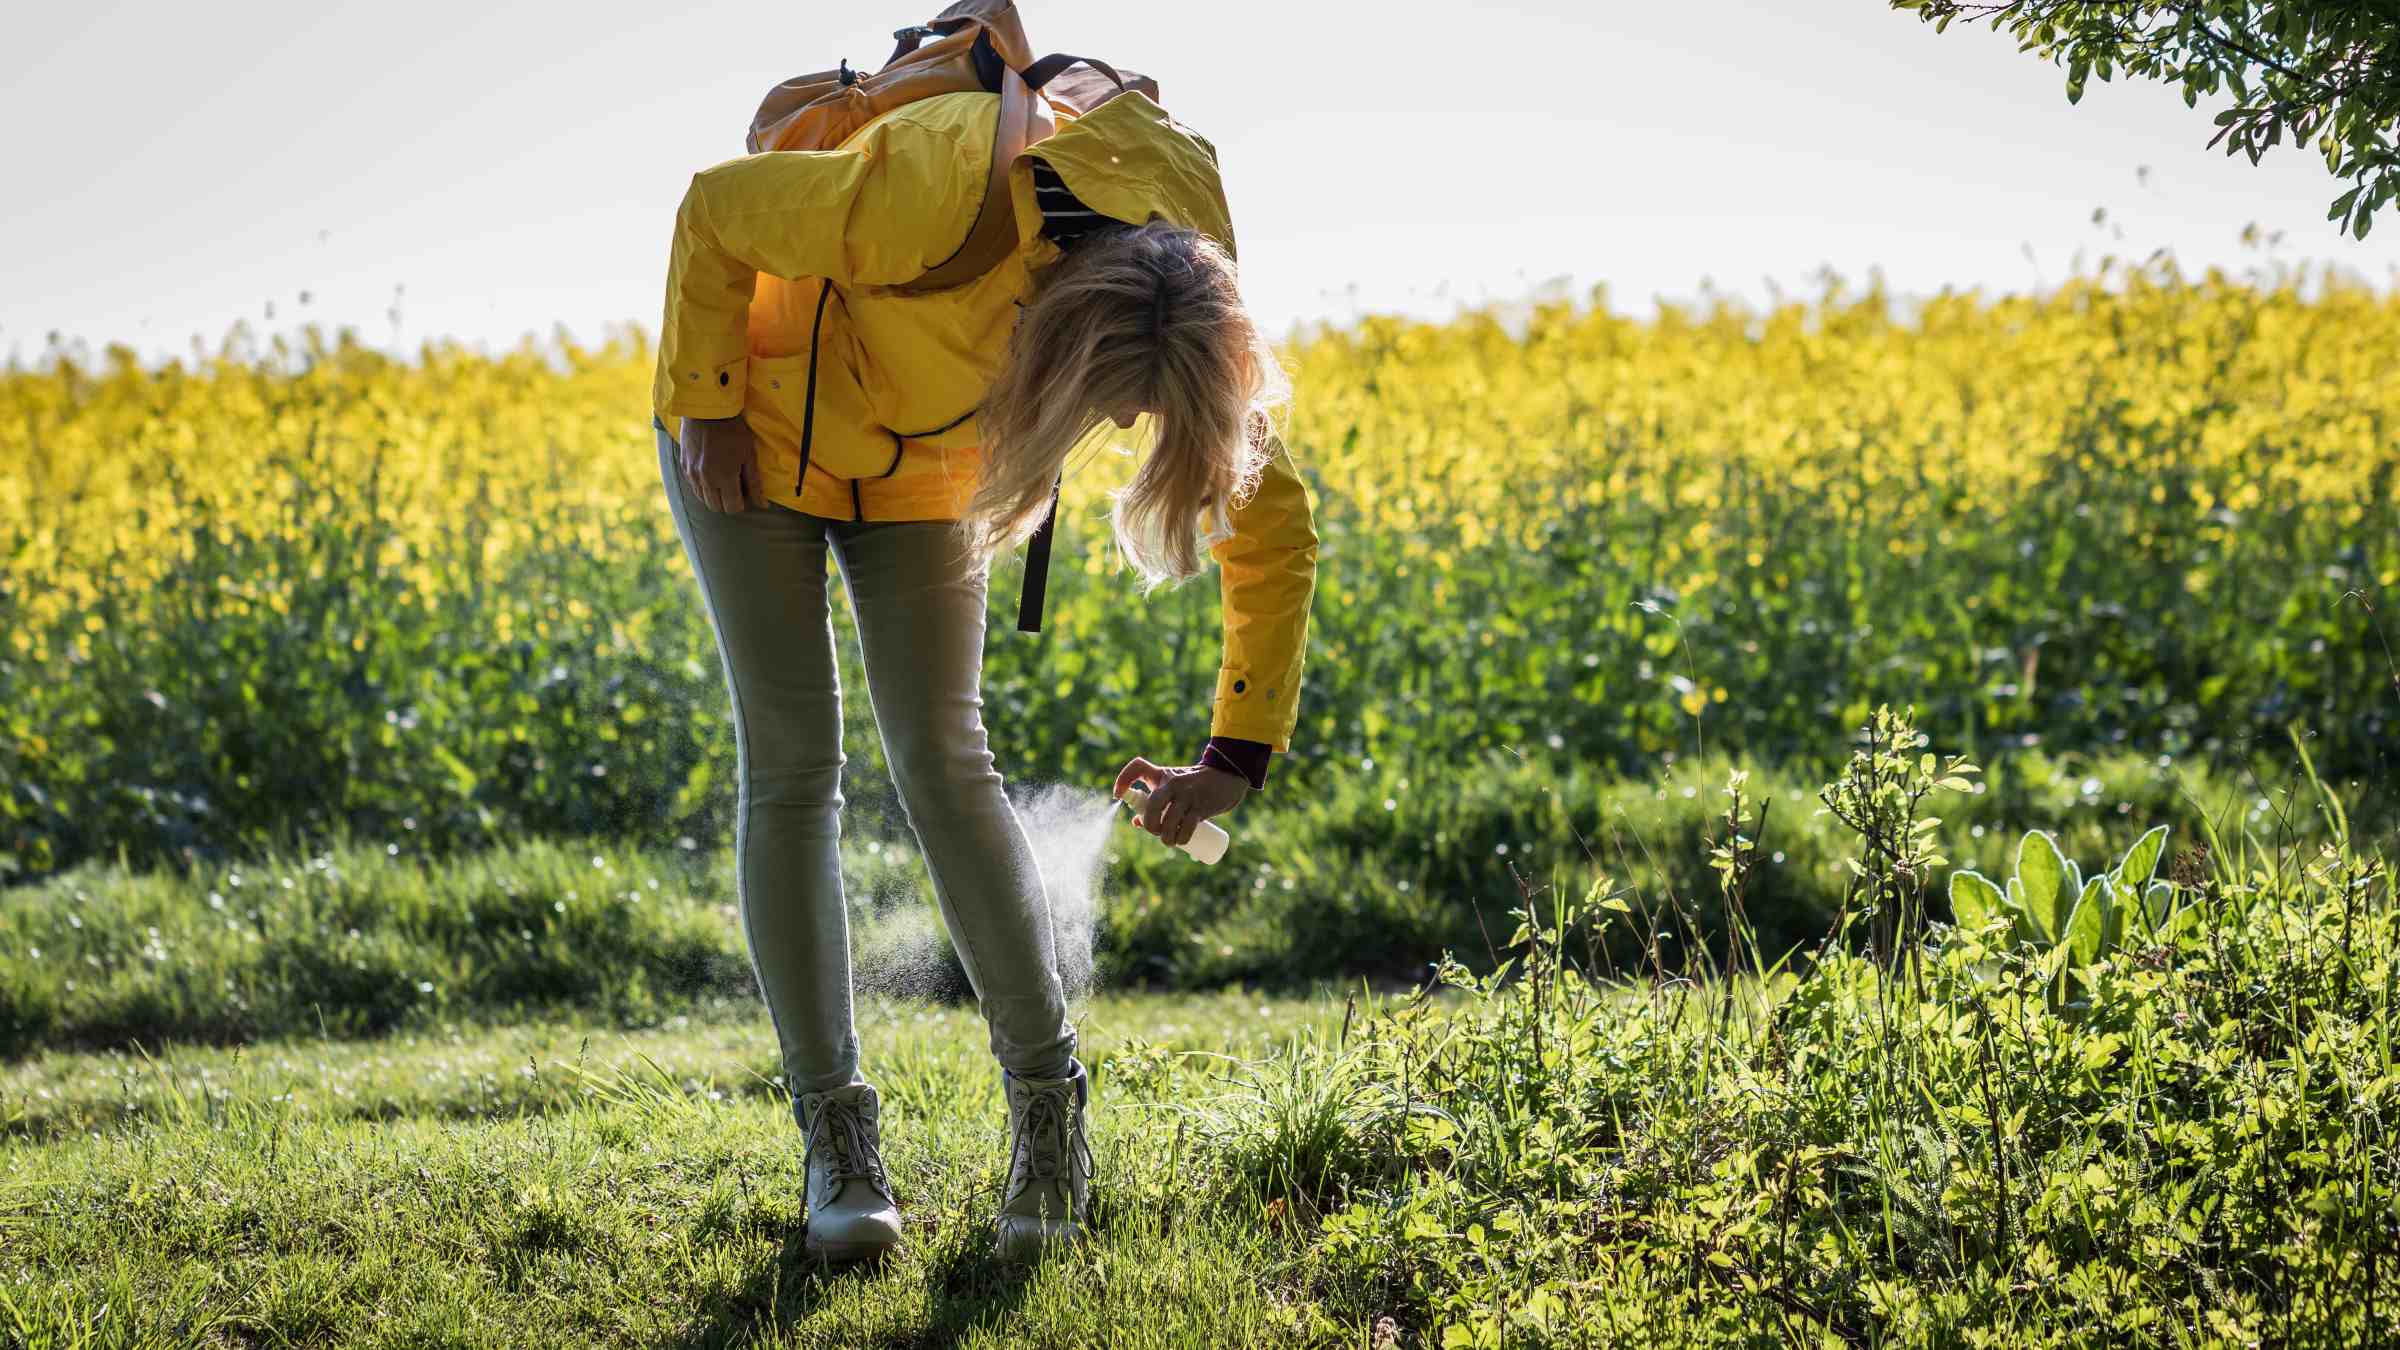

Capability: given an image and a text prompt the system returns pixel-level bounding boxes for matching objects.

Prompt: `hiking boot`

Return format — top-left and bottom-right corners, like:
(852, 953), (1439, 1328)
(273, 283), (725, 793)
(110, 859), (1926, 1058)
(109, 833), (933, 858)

(995, 1060), (1092, 1261)
(797, 1082), (902, 1261)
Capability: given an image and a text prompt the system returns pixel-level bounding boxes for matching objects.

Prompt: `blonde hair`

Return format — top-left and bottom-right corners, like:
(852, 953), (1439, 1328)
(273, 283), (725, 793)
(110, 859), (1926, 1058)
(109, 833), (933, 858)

(965, 218), (1286, 585)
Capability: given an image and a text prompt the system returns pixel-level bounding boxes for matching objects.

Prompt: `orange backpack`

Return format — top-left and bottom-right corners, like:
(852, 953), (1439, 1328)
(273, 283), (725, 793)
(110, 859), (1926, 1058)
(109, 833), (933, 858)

(745, 1), (1157, 295)
(740, 2), (1156, 633)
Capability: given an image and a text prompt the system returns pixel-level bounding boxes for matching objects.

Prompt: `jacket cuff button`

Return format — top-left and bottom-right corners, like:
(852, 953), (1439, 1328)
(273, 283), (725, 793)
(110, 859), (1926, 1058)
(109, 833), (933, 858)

(1232, 679), (1246, 694)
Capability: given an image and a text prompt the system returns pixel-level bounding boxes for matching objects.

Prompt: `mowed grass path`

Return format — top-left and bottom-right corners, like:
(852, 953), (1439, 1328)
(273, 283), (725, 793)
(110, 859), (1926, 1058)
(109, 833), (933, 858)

(1, 992), (1346, 1349)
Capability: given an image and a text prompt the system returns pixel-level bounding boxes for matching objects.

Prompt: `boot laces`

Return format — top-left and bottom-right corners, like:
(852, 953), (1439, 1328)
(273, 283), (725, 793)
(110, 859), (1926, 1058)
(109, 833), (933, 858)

(807, 1096), (889, 1199)
(1010, 1083), (1091, 1190)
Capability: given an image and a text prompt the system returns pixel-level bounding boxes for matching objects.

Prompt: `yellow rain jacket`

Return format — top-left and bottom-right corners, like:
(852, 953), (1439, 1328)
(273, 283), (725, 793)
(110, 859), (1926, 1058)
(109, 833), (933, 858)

(652, 89), (1317, 750)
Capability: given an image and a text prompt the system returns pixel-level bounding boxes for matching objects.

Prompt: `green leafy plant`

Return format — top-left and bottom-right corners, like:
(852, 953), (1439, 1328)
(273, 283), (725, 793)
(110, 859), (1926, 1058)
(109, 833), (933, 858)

(1947, 823), (2200, 998)
(1253, 782), (2398, 1346)
(1816, 705), (1981, 966)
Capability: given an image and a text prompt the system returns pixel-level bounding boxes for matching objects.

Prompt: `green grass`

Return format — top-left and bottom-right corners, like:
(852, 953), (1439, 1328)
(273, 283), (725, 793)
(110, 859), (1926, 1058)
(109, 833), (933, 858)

(1, 993), (1342, 1348)
(4, 712), (2394, 1346)
(5, 742), (2379, 1057)
(6, 823), (2395, 1346)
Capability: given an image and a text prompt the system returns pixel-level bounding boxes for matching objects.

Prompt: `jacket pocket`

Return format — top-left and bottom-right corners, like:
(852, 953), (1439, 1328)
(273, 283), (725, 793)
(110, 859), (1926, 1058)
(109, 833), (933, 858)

(741, 284), (883, 482)
(845, 258), (1025, 452)
(888, 403), (981, 452)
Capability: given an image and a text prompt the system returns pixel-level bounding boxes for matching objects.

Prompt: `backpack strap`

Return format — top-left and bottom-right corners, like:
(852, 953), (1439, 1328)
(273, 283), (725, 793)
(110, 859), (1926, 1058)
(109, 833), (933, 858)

(881, 63), (1052, 296)
(1024, 54), (1159, 112)
(1016, 477), (1062, 633)
(1020, 53), (1125, 92)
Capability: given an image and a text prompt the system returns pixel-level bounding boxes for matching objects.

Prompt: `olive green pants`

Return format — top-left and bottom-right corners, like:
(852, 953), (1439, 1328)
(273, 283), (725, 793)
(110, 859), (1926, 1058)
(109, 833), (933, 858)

(655, 423), (1077, 1101)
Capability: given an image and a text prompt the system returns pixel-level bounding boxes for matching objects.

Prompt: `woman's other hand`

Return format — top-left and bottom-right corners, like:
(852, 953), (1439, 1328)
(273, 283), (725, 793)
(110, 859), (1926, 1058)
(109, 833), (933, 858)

(1113, 757), (1246, 848)
(680, 413), (769, 514)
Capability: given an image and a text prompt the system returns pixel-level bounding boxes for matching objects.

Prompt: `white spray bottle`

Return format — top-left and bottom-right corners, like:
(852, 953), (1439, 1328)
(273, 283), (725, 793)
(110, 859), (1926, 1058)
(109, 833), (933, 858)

(1117, 783), (1231, 865)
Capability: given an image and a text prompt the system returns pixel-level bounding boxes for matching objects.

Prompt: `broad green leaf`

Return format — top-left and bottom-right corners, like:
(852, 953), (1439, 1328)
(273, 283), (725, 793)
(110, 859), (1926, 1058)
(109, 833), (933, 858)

(2065, 874), (2110, 968)
(2004, 874), (2043, 944)
(1950, 870), (2006, 934)
(2017, 831), (2070, 941)
(2142, 880), (2175, 932)
(2114, 825), (2170, 891)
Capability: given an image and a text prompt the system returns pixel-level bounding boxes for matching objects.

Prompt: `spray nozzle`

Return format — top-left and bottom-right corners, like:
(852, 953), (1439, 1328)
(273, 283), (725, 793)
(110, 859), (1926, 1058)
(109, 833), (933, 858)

(1114, 781), (1230, 865)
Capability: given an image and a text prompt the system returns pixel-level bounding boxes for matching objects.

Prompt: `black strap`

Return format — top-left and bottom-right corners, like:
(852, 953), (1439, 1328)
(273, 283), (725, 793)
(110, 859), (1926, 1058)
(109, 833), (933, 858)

(1020, 53), (1128, 92)
(795, 278), (833, 494)
(968, 31), (1006, 92)
(888, 25), (934, 64)
(888, 25), (1001, 85)
(1016, 479), (1062, 633)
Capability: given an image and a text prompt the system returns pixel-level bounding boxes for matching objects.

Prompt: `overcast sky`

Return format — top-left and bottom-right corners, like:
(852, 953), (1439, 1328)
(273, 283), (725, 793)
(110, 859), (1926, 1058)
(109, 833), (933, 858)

(6, 1), (2393, 366)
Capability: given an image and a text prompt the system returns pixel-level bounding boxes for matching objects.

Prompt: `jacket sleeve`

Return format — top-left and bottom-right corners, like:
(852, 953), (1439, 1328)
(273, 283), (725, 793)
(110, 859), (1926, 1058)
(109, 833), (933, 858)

(1207, 433), (1319, 750)
(652, 113), (984, 420)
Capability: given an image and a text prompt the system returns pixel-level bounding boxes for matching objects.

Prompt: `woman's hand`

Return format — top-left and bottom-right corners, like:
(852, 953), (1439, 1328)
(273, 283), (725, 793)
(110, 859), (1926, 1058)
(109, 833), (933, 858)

(680, 413), (769, 514)
(1113, 757), (1247, 848)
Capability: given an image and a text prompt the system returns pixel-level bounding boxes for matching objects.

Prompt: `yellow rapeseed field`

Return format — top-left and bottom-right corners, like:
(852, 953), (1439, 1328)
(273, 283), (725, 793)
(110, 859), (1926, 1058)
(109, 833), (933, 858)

(9, 262), (2396, 637)
(4, 259), (2396, 873)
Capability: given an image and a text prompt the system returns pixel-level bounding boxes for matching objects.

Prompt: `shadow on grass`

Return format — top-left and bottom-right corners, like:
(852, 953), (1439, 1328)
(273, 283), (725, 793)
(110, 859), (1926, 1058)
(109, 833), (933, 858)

(664, 1208), (1047, 1349)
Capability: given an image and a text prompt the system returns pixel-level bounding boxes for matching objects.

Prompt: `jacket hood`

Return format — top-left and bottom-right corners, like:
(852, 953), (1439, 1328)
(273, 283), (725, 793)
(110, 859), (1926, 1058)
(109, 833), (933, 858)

(1011, 91), (1238, 263)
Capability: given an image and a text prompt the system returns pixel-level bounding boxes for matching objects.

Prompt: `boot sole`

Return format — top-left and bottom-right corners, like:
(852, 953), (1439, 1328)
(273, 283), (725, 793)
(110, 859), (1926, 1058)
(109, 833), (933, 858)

(804, 1233), (898, 1263)
(993, 1218), (1084, 1263)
